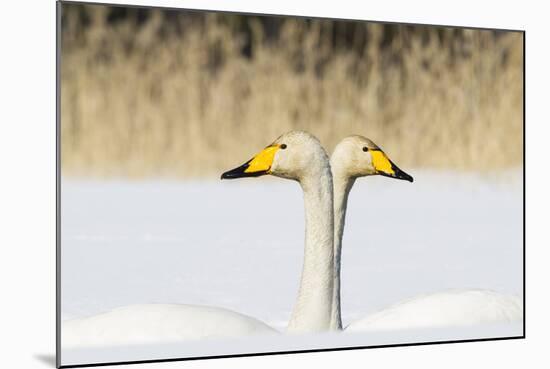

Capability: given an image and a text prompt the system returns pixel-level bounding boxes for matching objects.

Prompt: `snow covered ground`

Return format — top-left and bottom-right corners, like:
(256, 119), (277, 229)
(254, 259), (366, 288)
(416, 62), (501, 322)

(61, 322), (523, 366)
(60, 170), (523, 364)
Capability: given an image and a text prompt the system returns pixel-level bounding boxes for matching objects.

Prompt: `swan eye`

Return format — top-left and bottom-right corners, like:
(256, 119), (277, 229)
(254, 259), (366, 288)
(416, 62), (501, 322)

(362, 146), (369, 152)
(280, 144), (287, 149)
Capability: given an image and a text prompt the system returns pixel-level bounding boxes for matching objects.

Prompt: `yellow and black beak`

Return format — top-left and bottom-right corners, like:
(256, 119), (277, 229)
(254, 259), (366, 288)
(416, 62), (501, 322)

(370, 149), (413, 182)
(221, 145), (280, 180)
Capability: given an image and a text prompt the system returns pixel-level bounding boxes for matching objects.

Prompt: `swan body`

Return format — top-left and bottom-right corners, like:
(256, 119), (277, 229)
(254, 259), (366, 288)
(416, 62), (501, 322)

(346, 289), (522, 331)
(330, 135), (522, 331)
(222, 131), (335, 333)
(62, 132), (521, 348)
(63, 131), (335, 348)
(63, 304), (276, 348)
(329, 135), (412, 330)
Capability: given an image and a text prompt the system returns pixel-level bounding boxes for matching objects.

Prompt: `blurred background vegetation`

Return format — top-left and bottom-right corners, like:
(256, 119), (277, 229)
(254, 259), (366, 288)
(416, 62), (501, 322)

(60, 3), (523, 178)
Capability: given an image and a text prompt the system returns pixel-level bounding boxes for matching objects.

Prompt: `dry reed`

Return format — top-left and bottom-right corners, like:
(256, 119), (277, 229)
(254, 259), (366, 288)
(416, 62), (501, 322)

(60, 5), (524, 178)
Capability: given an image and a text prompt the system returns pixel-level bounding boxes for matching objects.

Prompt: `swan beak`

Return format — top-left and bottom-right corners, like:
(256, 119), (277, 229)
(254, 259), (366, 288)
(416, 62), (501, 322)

(371, 150), (414, 182)
(221, 145), (280, 179)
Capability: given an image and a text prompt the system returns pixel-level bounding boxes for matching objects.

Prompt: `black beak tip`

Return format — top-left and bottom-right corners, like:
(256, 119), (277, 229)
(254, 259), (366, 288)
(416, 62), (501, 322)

(220, 171), (230, 180)
(399, 171), (413, 183)
(392, 166), (413, 183)
(221, 161), (265, 180)
(221, 169), (240, 180)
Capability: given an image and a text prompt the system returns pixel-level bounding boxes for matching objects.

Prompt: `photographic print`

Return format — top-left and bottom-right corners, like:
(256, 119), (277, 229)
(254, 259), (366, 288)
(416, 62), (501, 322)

(57, 1), (524, 366)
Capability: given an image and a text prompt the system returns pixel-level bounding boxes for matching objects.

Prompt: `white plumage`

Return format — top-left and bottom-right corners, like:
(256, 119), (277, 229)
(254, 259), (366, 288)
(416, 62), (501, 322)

(62, 132), (522, 349)
(330, 135), (522, 332)
(62, 131), (336, 347)
(63, 304), (276, 348)
(346, 289), (522, 331)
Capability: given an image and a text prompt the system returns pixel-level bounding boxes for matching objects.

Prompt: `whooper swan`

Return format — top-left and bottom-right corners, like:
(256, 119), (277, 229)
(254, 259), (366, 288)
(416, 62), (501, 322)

(222, 130), (335, 333)
(329, 135), (522, 331)
(62, 130), (336, 347)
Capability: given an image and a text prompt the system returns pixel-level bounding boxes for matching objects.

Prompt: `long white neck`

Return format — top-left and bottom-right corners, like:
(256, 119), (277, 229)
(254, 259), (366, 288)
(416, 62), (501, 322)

(287, 166), (335, 333)
(329, 160), (355, 330)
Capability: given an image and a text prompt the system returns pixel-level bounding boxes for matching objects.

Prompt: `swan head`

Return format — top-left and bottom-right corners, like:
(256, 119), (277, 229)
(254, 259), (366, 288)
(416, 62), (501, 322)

(331, 135), (413, 182)
(221, 131), (330, 181)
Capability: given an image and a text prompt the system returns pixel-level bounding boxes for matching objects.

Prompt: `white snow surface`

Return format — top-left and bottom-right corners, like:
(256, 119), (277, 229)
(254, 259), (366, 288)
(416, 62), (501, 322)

(60, 170), (523, 363)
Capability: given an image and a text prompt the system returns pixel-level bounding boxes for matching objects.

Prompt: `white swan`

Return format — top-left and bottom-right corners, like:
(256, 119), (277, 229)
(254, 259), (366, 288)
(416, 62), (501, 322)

(329, 135), (522, 331)
(62, 130), (335, 348)
(63, 304), (276, 347)
(346, 289), (522, 332)
(222, 130), (335, 333)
